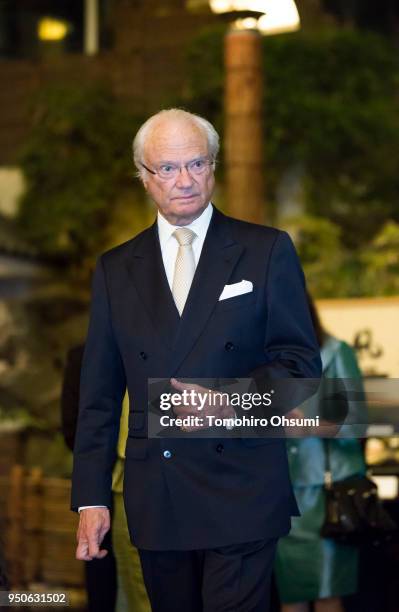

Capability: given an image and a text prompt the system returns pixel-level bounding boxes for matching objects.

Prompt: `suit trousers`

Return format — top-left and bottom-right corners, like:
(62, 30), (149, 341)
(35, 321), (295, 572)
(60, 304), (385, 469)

(138, 537), (278, 612)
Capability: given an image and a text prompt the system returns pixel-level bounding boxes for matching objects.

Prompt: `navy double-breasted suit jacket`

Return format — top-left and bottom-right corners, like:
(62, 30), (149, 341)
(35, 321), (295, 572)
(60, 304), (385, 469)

(71, 207), (321, 550)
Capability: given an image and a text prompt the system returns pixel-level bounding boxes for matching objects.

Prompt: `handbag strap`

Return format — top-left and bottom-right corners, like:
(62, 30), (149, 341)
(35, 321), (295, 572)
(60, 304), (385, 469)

(323, 438), (333, 488)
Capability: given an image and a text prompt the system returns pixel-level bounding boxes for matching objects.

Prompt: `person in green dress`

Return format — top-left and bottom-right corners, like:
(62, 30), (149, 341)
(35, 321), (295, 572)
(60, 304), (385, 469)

(274, 296), (367, 612)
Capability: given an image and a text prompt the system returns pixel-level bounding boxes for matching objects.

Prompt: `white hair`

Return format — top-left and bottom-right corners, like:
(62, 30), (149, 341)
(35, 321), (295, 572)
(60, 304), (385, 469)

(132, 108), (220, 180)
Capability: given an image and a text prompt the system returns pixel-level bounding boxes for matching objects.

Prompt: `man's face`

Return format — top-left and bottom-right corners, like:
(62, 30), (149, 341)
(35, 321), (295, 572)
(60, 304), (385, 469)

(142, 119), (215, 226)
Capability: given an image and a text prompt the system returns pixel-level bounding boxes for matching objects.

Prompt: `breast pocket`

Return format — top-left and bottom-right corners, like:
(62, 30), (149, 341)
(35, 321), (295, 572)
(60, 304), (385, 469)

(216, 290), (257, 313)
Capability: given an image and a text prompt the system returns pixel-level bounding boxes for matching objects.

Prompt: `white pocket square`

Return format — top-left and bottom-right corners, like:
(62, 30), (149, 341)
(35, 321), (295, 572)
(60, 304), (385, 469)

(218, 280), (253, 301)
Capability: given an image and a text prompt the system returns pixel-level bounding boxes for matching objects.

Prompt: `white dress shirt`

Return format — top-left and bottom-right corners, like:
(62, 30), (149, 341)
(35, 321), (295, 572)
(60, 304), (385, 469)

(79, 204), (213, 512)
(157, 202), (213, 289)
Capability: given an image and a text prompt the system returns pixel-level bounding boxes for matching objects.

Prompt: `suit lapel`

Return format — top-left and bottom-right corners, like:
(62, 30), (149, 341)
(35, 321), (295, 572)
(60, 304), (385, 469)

(170, 208), (244, 374)
(126, 223), (180, 350)
(126, 209), (244, 372)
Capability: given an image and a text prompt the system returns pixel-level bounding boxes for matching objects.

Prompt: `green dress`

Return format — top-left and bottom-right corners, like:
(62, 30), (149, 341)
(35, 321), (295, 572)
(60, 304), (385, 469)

(274, 337), (367, 603)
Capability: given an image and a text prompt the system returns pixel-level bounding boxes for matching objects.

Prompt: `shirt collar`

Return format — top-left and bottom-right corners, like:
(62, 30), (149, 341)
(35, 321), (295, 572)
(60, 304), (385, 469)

(157, 203), (213, 249)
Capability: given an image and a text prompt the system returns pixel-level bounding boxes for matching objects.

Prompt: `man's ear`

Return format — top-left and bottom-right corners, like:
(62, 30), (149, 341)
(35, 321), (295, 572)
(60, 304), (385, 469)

(139, 168), (148, 189)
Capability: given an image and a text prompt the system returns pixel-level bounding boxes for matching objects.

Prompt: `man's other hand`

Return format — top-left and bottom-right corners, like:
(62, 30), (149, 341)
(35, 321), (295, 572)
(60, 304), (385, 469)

(76, 507), (110, 561)
(170, 378), (235, 431)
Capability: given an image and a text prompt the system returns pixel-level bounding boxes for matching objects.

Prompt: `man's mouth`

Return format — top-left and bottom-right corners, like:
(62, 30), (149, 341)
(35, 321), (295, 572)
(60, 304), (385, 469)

(172, 194), (198, 201)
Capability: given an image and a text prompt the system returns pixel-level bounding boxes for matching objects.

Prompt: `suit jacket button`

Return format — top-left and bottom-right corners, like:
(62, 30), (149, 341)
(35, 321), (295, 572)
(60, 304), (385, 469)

(216, 444), (224, 453)
(225, 342), (234, 351)
(163, 450), (172, 459)
(139, 351), (148, 360)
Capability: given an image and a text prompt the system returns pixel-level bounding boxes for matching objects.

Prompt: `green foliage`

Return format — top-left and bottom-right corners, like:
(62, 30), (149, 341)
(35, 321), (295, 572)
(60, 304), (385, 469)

(18, 83), (143, 264)
(262, 30), (399, 249)
(361, 221), (399, 295)
(284, 216), (399, 298)
(283, 215), (363, 297)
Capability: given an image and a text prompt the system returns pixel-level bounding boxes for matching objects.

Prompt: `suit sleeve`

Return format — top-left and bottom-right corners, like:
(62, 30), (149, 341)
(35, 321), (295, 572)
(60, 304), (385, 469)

(247, 231), (322, 416)
(71, 257), (126, 511)
(60, 345), (84, 451)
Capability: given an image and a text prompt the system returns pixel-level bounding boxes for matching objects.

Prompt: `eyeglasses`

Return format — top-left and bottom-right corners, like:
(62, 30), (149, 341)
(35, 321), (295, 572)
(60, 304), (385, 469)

(139, 156), (214, 180)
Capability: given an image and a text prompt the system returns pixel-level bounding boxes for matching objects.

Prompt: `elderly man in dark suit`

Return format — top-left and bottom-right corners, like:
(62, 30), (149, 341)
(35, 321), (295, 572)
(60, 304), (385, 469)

(71, 109), (321, 612)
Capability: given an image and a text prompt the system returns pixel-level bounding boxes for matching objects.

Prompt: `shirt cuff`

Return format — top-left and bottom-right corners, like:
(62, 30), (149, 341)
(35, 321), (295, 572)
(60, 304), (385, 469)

(78, 505), (108, 513)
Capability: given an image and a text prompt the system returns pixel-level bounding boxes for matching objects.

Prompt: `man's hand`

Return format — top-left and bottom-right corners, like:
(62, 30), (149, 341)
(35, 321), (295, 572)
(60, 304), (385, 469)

(170, 378), (235, 432)
(76, 507), (110, 561)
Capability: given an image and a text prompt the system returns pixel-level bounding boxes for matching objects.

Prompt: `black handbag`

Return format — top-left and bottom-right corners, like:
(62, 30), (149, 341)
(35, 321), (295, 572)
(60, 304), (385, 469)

(320, 440), (397, 546)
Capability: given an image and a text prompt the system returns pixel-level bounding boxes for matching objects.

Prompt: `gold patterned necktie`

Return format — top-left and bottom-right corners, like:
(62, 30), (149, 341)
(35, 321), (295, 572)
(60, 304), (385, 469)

(172, 227), (197, 316)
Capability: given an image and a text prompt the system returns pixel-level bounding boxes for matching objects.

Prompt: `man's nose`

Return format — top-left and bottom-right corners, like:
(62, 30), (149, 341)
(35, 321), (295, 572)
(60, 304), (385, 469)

(175, 166), (194, 188)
